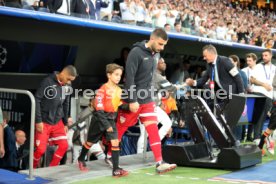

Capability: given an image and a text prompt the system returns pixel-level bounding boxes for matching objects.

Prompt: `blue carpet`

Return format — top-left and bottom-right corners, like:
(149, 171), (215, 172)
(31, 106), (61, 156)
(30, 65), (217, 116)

(213, 161), (276, 183)
(0, 169), (51, 184)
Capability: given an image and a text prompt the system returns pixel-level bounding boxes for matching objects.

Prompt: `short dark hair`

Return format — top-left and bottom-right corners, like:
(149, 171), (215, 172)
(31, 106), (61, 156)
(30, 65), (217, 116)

(229, 55), (240, 68)
(151, 28), (168, 41)
(262, 49), (272, 55)
(164, 23), (170, 28)
(63, 65), (78, 77)
(106, 63), (123, 74)
(174, 22), (180, 27)
(246, 53), (257, 61)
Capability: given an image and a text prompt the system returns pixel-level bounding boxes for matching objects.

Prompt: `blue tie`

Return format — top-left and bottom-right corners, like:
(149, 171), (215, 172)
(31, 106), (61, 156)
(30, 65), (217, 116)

(211, 64), (215, 81)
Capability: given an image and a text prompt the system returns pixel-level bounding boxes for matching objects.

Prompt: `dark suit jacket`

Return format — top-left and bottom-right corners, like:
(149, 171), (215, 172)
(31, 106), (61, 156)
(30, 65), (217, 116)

(47, 0), (63, 13)
(71, 0), (108, 19)
(197, 56), (244, 94)
(0, 126), (18, 171)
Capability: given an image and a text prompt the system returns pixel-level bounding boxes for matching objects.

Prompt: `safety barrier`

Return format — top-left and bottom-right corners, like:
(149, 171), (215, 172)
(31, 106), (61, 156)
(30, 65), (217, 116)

(0, 88), (35, 180)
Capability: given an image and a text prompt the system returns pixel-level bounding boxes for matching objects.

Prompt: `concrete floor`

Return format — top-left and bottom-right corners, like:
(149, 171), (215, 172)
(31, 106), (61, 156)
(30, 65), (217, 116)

(20, 152), (155, 184)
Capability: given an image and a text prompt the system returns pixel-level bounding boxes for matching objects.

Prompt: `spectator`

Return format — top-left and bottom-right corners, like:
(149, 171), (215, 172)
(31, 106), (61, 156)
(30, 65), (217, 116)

(53, 0), (71, 15)
(4, 0), (22, 8)
(133, 0), (146, 27)
(229, 55), (248, 141)
(225, 22), (236, 42)
(120, 0), (136, 25)
(164, 23), (171, 32)
(242, 53), (258, 93)
(0, 112), (26, 172)
(250, 49), (275, 141)
(173, 22), (181, 33)
(152, 0), (167, 28)
(181, 8), (191, 34)
(198, 20), (208, 38)
(229, 55), (248, 90)
(216, 20), (227, 40)
(262, 38), (274, 49)
(166, 3), (178, 28)
(15, 130), (27, 170)
(47, 0), (63, 13)
(71, 0), (108, 20)
(100, 0), (114, 21)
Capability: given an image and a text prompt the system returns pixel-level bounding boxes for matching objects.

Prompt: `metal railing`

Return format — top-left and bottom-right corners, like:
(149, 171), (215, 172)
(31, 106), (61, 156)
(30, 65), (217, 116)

(0, 88), (35, 180)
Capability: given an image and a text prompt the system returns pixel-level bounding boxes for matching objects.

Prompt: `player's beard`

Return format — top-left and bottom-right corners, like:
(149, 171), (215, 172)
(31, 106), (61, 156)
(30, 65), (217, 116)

(152, 43), (160, 53)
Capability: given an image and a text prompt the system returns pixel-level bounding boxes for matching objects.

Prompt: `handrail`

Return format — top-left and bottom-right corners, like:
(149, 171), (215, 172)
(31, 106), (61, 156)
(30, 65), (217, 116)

(0, 88), (35, 180)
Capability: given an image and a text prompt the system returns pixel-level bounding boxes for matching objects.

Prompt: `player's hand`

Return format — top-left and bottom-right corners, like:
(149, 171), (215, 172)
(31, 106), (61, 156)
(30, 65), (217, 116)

(67, 117), (73, 127)
(0, 146), (5, 158)
(250, 76), (256, 84)
(185, 78), (194, 86)
(64, 125), (68, 134)
(129, 102), (139, 113)
(263, 83), (272, 91)
(107, 127), (113, 132)
(36, 122), (44, 133)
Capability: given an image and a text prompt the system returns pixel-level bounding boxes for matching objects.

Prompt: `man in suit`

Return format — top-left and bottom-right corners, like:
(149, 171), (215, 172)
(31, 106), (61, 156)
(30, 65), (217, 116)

(186, 44), (244, 107)
(71, 0), (108, 20)
(0, 112), (26, 172)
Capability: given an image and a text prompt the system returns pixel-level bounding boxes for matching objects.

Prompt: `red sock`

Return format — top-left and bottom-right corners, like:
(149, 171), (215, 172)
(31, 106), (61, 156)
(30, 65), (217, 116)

(145, 123), (162, 162)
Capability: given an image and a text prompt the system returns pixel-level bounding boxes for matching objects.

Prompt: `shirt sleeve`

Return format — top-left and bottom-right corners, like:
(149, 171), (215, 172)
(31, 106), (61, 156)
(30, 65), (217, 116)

(0, 107), (3, 125)
(124, 48), (140, 103)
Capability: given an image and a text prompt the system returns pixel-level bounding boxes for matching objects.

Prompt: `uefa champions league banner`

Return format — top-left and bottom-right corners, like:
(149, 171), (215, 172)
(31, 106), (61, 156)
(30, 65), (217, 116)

(0, 40), (77, 73)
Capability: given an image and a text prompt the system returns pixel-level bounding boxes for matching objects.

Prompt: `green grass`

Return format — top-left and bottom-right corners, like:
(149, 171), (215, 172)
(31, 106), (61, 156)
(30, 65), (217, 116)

(73, 166), (232, 184)
(72, 146), (276, 184)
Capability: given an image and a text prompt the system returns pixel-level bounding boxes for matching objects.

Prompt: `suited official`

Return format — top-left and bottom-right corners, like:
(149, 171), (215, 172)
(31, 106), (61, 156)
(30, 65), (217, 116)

(186, 44), (244, 95)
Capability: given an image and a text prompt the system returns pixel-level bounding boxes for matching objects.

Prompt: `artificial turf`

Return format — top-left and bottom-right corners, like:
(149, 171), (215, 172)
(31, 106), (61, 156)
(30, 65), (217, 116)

(72, 148), (275, 184)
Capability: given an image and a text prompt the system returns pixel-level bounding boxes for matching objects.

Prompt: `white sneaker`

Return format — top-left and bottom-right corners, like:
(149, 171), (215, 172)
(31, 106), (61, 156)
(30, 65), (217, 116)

(253, 139), (260, 146)
(156, 162), (177, 174)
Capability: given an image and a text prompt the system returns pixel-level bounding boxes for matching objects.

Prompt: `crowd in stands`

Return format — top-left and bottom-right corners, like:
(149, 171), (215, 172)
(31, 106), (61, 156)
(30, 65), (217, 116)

(1, 0), (276, 48)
